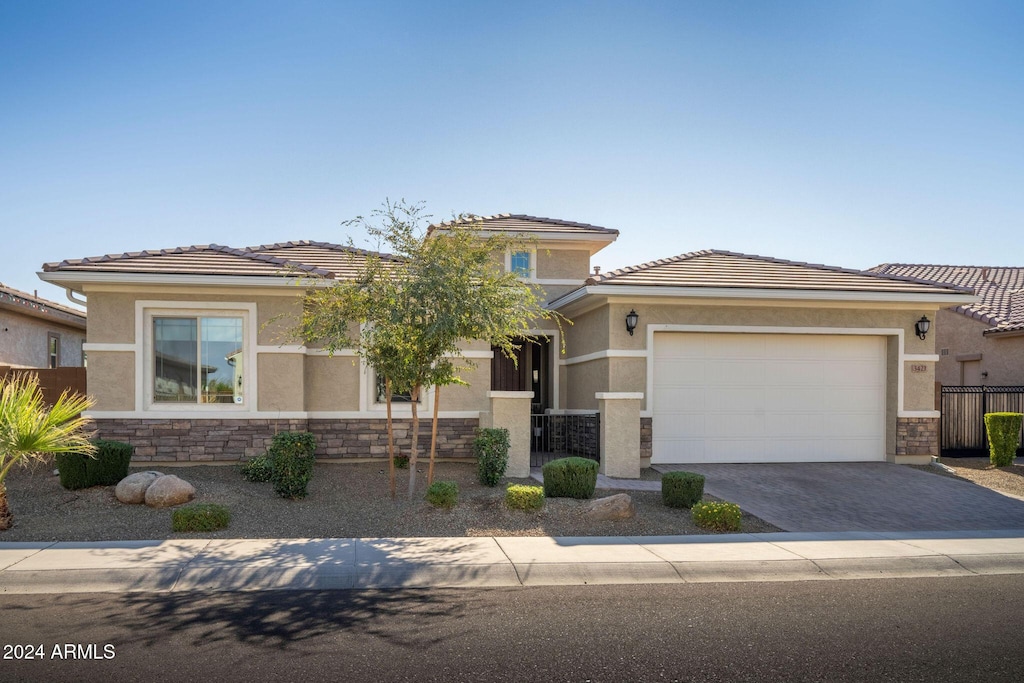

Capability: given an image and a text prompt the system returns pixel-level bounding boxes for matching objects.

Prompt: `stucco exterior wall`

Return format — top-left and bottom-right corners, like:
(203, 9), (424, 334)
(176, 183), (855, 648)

(934, 308), (1024, 386)
(304, 355), (361, 411)
(257, 353), (305, 411)
(86, 351), (134, 410)
(562, 306), (609, 358)
(0, 311), (85, 368)
(536, 249), (590, 280)
(438, 362), (490, 411)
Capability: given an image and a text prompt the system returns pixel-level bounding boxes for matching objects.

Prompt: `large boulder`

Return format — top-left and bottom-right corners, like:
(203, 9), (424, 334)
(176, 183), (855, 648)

(144, 475), (196, 508)
(584, 493), (636, 521)
(115, 471), (164, 504)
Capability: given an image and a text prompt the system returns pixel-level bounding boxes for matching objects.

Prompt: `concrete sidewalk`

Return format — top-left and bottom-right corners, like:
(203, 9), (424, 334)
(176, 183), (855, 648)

(3, 531), (1024, 594)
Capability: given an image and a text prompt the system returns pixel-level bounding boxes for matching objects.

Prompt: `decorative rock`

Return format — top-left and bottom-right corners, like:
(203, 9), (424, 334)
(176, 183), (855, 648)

(144, 475), (195, 508)
(584, 493), (636, 521)
(115, 471), (164, 504)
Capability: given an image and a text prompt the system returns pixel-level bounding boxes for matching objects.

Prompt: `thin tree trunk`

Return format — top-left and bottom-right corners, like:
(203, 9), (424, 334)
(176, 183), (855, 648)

(407, 385), (420, 500)
(0, 482), (12, 531)
(386, 377), (396, 500)
(427, 384), (440, 485)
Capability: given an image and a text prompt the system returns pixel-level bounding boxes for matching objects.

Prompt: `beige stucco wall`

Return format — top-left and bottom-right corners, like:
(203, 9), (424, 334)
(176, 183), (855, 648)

(257, 353), (304, 411)
(563, 306), (610, 358)
(438, 362), (490, 411)
(0, 310), (85, 368)
(86, 351), (134, 411)
(85, 292), (136, 344)
(536, 249), (590, 280)
(303, 355), (360, 411)
(257, 296), (305, 346)
(903, 360), (936, 412)
(935, 308), (1024, 386)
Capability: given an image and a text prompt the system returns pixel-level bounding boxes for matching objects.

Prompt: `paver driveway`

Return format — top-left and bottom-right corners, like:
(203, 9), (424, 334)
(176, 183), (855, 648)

(652, 463), (1024, 532)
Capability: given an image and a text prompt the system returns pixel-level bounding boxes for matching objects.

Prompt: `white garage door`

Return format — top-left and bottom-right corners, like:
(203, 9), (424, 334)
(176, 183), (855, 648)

(652, 333), (886, 464)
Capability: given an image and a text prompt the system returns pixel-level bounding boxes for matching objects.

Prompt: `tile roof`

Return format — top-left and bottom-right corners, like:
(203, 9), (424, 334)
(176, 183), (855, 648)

(584, 250), (974, 295)
(870, 263), (1024, 334)
(42, 241), (395, 280)
(0, 282), (86, 326)
(428, 213), (619, 235)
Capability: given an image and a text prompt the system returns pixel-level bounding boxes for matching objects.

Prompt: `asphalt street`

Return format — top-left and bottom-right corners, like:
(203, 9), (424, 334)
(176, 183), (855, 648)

(2, 575), (1024, 682)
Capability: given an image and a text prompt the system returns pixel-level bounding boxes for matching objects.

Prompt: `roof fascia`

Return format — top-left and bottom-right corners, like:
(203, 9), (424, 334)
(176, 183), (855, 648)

(37, 270), (332, 290)
(548, 284), (980, 310)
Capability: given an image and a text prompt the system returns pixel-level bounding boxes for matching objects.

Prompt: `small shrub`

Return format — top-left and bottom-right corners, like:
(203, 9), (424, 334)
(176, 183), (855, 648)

(475, 427), (510, 486)
(269, 431), (317, 499)
(56, 439), (133, 490)
(393, 453), (409, 469)
(692, 501), (742, 532)
(172, 503), (231, 532)
(542, 457), (598, 499)
(661, 471), (705, 508)
(426, 480), (458, 509)
(506, 484), (544, 511)
(984, 412), (1023, 467)
(240, 453), (273, 482)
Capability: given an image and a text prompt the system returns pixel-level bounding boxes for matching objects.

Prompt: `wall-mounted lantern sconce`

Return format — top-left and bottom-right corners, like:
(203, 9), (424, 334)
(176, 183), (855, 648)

(625, 309), (639, 336)
(915, 315), (931, 340)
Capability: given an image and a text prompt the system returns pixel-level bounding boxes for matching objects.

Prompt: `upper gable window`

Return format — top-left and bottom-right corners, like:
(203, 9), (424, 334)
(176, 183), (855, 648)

(510, 251), (532, 277)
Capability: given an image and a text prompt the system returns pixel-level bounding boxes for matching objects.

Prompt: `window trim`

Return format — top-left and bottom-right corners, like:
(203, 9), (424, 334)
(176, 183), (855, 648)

(138, 302), (255, 413)
(505, 248), (537, 281)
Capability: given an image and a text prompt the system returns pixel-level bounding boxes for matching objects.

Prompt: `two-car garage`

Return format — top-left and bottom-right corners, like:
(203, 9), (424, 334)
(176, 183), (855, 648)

(651, 332), (887, 464)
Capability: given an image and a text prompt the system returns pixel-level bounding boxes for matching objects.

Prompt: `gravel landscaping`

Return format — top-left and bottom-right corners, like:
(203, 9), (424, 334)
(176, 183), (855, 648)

(1, 460), (780, 541)
(913, 458), (1024, 500)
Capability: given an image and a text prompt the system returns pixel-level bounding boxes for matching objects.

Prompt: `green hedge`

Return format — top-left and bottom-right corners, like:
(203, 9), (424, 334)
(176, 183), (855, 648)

(172, 503), (231, 532)
(56, 439), (134, 490)
(692, 501), (742, 532)
(506, 484), (545, 511)
(984, 412), (1023, 467)
(475, 427), (510, 486)
(661, 471), (705, 508)
(426, 481), (459, 509)
(269, 431), (317, 499)
(541, 457), (598, 499)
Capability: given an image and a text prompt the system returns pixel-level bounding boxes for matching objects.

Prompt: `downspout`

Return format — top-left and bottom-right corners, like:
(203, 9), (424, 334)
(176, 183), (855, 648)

(64, 287), (87, 308)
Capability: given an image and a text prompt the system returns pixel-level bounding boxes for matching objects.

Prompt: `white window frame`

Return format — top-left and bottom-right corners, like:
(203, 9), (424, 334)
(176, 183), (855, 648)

(139, 302), (255, 413)
(505, 248), (537, 281)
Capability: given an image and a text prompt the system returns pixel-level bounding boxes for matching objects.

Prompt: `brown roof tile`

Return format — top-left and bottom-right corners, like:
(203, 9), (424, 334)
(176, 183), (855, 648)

(428, 213), (619, 235)
(870, 263), (1024, 333)
(586, 250), (972, 294)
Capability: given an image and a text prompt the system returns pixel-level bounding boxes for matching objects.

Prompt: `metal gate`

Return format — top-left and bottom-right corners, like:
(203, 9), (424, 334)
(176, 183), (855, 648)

(530, 413), (600, 467)
(941, 386), (1024, 457)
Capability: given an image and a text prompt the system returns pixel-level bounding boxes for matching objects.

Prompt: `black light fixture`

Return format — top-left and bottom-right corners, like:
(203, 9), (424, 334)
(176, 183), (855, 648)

(915, 315), (931, 340)
(625, 309), (639, 336)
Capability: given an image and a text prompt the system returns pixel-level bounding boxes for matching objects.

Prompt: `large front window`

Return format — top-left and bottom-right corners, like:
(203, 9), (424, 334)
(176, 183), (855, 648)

(154, 317), (244, 404)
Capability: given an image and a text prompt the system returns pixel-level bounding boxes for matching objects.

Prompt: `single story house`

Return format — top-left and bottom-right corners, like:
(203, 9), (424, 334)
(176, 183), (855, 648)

(38, 215), (976, 475)
(869, 264), (1024, 387)
(0, 282), (86, 369)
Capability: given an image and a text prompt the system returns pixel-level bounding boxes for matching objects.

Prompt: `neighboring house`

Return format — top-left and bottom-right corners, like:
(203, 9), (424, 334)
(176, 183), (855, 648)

(869, 264), (1024, 387)
(38, 215), (975, 472)
(0, 282), (86, 369)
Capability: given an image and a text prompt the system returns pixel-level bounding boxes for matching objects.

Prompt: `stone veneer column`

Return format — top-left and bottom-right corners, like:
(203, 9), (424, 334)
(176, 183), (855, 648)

(597, 392), (643, 479)
(480, 391), (534, 478)
(896, 416), (940, 464)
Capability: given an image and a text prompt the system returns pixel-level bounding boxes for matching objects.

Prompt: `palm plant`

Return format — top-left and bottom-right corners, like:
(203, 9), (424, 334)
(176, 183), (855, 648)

(0, 374), (95, 530)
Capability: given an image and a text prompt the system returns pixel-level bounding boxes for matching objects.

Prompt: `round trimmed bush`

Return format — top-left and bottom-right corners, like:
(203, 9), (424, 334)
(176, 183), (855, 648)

(984, 412), (1023, 467)
(172, 503), (231, 532)
(426, 480), (459, 509)
(506, 484), (545, 511)
(541, 457), (598, 499)
(691, 501), (741, 532)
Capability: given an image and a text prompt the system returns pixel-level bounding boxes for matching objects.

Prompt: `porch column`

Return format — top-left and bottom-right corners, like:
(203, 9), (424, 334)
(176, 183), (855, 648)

(597, 392), (643, 479)
(482, 390), (535, 478)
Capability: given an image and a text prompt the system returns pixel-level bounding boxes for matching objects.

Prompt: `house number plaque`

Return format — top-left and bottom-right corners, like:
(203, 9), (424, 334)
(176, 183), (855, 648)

(910, 364), (927, 373)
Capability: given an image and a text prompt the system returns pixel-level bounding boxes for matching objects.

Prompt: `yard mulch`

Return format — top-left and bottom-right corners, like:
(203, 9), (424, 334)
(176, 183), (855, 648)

(1, 461), (780, 542)
(913, 457), (1024, 500)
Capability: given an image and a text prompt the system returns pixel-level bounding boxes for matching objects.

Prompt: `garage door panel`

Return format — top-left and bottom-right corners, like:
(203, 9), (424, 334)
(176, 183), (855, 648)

(652, 332), (886, 464)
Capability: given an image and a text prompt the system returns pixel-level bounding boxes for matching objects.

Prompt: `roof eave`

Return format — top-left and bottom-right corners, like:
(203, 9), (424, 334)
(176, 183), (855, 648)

(547, 284), (980, 310)
(37, 270), (334, 290)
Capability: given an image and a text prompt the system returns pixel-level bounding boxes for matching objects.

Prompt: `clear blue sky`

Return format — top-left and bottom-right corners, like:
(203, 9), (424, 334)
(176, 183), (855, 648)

(2, 1), (1022, 305)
